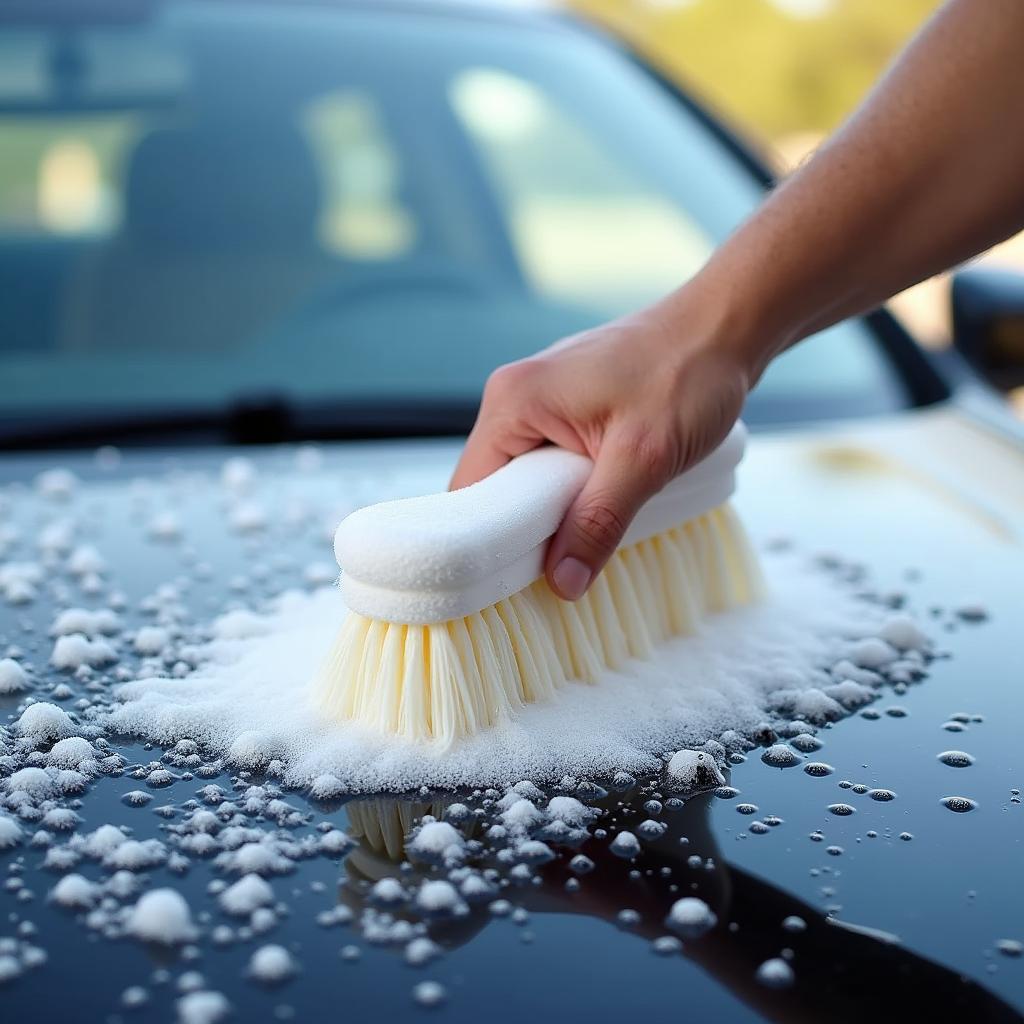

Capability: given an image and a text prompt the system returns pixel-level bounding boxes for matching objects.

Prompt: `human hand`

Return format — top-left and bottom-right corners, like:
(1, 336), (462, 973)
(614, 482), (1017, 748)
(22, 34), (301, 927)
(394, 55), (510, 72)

(449, 291), (757, 600)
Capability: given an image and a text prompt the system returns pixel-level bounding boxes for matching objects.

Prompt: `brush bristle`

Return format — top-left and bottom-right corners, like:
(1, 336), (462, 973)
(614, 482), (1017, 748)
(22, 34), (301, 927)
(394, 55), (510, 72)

(313, 503), (763, 744)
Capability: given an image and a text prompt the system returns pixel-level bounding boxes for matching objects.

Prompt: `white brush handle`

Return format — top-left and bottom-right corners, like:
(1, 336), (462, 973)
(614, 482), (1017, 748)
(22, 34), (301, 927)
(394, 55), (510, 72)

(336, 421), (747, 624)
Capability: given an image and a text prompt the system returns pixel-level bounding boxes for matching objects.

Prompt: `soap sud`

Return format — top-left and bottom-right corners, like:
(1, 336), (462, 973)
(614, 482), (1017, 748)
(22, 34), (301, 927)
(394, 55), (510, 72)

(219, 875), (274, 916)
(105, 554), (907, 792)
(51, 607), (121, 637)
(756, 957), (795, 989)
(50, 873), (100, 909)
(67, 544), (106, 577)
(665, 897), (717, 938)
(35, 467), (78, 500)
(666, 750), (726, 792)
(412, 981), (447, 1008)
(176, 990), (231, 1024)
(247, 943), (296, 984)
(0, 815), (23, 849)
(135, 626), (171, 656)
(16, 702), (78, 742)
(51, 634), (117, 670)
(405, 936), (443, 966)
(0, 657), (29, 694)
(126, 888), (197, 943)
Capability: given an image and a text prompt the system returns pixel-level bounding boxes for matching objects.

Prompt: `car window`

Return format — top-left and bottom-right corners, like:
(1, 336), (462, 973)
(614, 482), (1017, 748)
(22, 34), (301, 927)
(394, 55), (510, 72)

(450, 66), (711, 314)
(0, 2), (905, 437)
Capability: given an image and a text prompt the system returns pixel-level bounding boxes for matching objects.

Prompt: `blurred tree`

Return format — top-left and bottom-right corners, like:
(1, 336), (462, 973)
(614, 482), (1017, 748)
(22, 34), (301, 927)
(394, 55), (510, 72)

(569, 0), (941, 146)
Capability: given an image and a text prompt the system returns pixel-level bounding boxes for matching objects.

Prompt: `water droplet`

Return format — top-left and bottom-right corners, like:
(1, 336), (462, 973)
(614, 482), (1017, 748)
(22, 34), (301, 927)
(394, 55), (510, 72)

(714, 786), (740, 800)
(899, 832), (913, 841)
(761, 745), (800, 769)
(860, 709), (881, 720)
(851, 784), (869, 795)
(804, 763), (834, 777)
(736, 803), (759, 816)
(937, 750), (975, 768)
(826, 845), (844, 856)
(781, 915), (806, 933)
(942, 721), (966, 732)
(868, 789), (896, 802)
(763, 815), (783, 827)
(940, 796), (977, 813)
(755, 957), (795, 989)
(827, 803), (856, 817)
(996, 939), (1023, 958)
(790, 733), (823, 753)
(809, 830), (824, 842)
(749, 822), (770, 835)
(885, 706), (909, 718)
(837, 780), (853, 790)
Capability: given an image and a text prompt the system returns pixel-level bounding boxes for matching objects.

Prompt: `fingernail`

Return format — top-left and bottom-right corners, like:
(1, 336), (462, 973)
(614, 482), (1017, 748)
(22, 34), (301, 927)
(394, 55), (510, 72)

(553, 557), (591, 601)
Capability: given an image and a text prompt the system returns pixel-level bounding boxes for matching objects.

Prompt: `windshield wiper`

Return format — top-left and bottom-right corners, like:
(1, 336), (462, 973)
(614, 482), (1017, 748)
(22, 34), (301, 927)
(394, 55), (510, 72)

(0, 394), (480, 450)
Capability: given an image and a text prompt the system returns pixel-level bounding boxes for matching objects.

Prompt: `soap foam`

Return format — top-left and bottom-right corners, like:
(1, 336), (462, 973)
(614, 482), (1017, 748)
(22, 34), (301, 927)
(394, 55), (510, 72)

(106, 551), (883, 793)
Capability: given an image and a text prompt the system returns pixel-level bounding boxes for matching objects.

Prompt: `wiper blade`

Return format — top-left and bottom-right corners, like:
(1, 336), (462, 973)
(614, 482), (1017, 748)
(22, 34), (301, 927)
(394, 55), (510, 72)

(0, 395), (480, 450)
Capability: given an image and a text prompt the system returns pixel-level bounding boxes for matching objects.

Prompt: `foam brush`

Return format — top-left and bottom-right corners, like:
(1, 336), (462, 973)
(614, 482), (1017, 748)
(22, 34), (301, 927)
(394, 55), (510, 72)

(314, 422), (763, 744)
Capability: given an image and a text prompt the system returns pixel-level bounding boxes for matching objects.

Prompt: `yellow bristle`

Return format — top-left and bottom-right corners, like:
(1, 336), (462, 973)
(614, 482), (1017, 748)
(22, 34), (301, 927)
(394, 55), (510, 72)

(312, 502), (763, 745)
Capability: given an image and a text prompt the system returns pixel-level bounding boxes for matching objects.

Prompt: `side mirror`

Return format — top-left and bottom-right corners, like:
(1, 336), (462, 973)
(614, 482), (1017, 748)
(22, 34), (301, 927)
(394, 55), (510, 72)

(950, 266), (1024, 392)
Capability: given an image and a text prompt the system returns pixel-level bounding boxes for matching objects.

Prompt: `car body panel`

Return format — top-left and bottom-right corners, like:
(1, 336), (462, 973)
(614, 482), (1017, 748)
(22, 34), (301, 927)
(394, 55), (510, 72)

(1, 398), (1022, 1020)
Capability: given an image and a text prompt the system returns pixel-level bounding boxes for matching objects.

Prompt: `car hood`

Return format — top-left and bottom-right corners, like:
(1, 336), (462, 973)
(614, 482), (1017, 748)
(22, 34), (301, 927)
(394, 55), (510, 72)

(2, 399), (1023, 1022)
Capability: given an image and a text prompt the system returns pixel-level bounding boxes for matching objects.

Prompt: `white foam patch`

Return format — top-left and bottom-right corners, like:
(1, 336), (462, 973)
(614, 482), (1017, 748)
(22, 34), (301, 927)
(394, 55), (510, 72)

(105, 553), (882, 792)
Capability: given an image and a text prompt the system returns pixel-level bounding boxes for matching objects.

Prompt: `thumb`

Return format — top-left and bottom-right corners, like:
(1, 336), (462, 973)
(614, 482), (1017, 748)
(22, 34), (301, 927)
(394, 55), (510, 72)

(545, 433), (668, 601)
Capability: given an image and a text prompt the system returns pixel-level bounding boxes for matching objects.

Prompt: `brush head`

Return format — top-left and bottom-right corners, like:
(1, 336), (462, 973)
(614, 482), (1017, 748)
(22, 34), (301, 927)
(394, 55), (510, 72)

(334, 422), (747, 624)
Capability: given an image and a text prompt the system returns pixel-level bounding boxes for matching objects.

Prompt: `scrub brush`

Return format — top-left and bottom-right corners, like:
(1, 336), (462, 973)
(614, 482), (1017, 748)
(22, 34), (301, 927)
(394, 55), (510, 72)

(314, 422), (762, 744)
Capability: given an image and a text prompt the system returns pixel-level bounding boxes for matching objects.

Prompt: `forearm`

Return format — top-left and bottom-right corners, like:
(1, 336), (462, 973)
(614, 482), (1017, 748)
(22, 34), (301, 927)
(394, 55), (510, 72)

(672, 0), (1024, 379)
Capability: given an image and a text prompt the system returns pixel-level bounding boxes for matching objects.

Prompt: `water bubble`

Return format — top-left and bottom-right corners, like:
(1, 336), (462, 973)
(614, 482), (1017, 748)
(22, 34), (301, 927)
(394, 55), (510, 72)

(956, 604), (988, 623)
(898, 832), (913, 841)
(827, 804), (856, 816)
(736, 804), (759, 816)
(790, 733), (823, 753)
(809, 831), (824, 843)
(781, 915), (806, 933)
(761, 745), (801, 769)
(763, 816), (784, 827)
(866, 830), (878, 838)
(996, 939), (1023, 958)
(940, 796), (977, 814)
(937, 751), (975, 768)
(569, 855), (594, 876)
(826, 845), (844, 856)
(868, 789), (896, 802)
(804, 763), (834, 778)
(837, 780), (853, 789)
(412, 981), (447, 1008)
(749, 822), (770, 835)
(715, 786), (740, 800)
(755, 958), (795, 989)
(651, 936), (682, 956)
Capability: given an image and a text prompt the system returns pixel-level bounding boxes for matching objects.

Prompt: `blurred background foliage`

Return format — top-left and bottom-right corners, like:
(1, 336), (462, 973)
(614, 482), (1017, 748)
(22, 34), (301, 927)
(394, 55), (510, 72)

(565, 0), (1024, 349)
(569, 0), (941, 154)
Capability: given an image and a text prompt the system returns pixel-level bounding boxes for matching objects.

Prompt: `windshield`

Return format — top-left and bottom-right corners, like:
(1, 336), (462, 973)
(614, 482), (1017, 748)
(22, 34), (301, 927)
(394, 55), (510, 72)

(0, 1), (905, 440)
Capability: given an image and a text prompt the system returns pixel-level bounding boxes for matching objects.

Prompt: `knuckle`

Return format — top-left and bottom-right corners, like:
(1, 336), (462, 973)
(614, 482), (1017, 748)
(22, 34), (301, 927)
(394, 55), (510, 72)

(574, 499), (628, 553)
(617, 426), (674, 480)
(484, 360), (536, 401)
